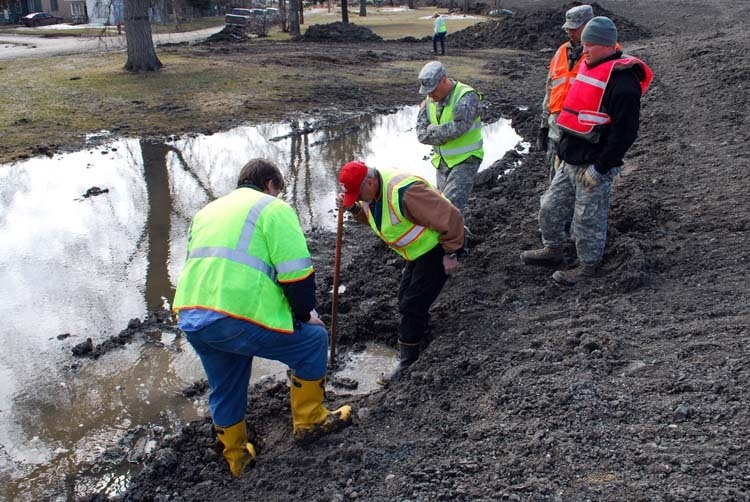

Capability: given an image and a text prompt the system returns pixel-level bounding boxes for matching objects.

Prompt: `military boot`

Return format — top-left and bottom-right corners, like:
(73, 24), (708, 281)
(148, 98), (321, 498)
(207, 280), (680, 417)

(289, 374), (353, 445)
(214, 420), (256, 477)
(552, 263), (598, 286)
(376, 342), (420, 387)
(520, 246), (563, 266)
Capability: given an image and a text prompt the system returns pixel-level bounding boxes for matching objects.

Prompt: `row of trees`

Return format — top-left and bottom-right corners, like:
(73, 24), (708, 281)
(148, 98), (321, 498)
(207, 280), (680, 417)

(122, 0), (425, 71)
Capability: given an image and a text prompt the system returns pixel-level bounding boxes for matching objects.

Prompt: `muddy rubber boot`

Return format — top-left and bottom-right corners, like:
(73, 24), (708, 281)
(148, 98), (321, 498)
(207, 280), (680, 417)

(520, 246), (563, 266)
(214, 420), (256, 477)
(289, 374), (353, 445)
(376, 342), (420, 387)
(552, 263), (598, 286)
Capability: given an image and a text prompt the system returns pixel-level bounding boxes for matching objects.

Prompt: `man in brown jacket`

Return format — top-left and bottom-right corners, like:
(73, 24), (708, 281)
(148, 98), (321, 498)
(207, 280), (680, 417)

(336, 161), (464, 385)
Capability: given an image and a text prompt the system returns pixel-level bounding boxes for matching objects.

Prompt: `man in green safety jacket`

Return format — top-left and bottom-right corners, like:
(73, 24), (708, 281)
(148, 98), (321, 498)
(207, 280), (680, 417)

(336, 160), (464, 386)
(416, 60), (483, 217)
(432, 12), (447, 55)
(173, 158), (352, 477)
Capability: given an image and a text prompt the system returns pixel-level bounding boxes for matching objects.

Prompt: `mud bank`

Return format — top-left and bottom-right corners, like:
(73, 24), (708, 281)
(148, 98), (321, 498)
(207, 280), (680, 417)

(77, 0), (750, 500)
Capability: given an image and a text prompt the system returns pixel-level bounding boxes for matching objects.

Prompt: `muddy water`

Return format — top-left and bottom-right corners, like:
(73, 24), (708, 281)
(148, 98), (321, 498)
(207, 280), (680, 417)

(0, 106), (523, 500)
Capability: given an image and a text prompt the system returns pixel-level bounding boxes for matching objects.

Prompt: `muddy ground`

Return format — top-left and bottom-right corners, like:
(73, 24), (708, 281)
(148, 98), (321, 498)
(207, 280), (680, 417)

(75, 0), (750, 500)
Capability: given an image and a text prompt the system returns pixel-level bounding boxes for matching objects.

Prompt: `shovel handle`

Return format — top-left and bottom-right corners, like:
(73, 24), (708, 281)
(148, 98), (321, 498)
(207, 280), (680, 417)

(329, 207), (344, 367)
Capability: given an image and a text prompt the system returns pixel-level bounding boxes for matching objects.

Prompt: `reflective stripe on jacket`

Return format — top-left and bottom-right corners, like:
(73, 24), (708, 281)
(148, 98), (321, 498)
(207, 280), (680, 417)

(363, 170), (441, 261)
(557, 56), (653, 142)
(428, 81), (484, 168)
(173, 187), (313, 333)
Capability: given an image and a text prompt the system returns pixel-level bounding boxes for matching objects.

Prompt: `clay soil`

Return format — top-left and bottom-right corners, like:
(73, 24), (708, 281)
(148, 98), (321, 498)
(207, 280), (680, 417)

(79, 0), (749, 500)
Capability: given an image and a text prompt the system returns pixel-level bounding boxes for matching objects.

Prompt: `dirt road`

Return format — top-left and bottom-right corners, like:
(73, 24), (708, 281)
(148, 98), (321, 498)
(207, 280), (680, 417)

(0, 26), (222, 60)
(76, 0), (749, 500)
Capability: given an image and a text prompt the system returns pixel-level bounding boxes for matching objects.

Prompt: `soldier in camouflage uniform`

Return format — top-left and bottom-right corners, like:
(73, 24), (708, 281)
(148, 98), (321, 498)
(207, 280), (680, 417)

(521, 17), (653, 286)
(416, 61), (483, 216)
(538, 4), (594, 181)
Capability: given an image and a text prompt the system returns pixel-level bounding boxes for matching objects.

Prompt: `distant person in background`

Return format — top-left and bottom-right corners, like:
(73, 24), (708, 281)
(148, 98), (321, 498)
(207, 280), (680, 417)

(432, 12), (447, 55)
(521, 17), (653, 286)
(538, 4), (594, 181)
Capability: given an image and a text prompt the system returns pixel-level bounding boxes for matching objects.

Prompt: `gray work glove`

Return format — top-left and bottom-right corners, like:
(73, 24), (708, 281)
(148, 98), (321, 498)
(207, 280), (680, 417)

(577, 165), (603, 192)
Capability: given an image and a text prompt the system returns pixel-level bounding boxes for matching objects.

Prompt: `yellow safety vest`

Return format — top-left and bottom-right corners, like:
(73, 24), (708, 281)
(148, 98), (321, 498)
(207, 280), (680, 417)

(428, 81), (484, 168)
(173, 187), (313, 333)
(363, 170), (441, 261)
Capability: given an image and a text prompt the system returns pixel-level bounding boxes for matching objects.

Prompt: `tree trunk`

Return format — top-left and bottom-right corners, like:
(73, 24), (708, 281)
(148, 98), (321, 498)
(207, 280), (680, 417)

(123, 0), (162, 72)
(359, 0), (366, 16)
(288, 0), (300, 36)
(299, 0), (303, 24)
(279, 0), (288, 32)
(407, 0), (414, 9)
(341, 0), (348, 23)
(463, 0), (469, 14)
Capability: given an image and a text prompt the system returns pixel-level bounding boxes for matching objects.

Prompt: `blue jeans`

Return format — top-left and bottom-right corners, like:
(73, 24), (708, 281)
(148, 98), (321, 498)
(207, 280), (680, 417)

(185, 316), (328, 427)
(432, 31), (446, 54)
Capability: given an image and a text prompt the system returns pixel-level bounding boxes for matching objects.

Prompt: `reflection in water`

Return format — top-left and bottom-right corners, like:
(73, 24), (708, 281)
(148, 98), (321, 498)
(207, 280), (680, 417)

(142, 141), (174, 311)
(0, 107), (524, 500)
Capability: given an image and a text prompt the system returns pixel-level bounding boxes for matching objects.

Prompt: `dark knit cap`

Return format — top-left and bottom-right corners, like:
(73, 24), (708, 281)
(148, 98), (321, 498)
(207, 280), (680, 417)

(581, 16), (617, 46)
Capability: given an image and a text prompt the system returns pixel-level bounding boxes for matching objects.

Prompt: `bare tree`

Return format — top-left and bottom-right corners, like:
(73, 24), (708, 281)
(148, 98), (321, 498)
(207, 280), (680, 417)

(463, 0), (469, 14)
(341, 0), (349, 23)
(279, 0), (288, 32)
(123, 0), (163, 72)
(359, 0), (366, 17)
(288, 0), (300, 35)
(407, 0), (414, 9)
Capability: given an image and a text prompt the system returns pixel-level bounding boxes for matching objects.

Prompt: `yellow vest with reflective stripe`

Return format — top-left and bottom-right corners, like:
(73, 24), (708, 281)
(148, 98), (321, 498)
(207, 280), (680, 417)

(173, 187), (313, 333)
(428, 81), (484, 168)
(363, 170), (441, 261)
(435, 16), (447, 34)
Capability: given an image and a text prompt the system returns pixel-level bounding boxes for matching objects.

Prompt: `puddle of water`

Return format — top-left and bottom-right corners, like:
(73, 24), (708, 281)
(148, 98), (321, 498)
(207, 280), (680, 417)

(335, 343), (399, 395)
(0, 106), (523, 500)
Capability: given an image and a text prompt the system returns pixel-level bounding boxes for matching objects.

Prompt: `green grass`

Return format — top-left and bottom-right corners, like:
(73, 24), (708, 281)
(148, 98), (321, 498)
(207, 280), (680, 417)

(0, 9), (491, 162)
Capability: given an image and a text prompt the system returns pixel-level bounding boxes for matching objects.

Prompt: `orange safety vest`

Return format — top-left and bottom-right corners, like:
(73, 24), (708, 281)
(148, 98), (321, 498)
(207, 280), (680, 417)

(547, 43), (582, 115)
(557, 56), (653, 141)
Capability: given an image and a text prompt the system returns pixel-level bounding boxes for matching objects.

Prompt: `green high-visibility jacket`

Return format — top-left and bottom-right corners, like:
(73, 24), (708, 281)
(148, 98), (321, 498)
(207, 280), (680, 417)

(434, 16), (447, 34)
(173, 187), (313, 333)
(428, 81), (484, 168)
(363, 170), (441, 261)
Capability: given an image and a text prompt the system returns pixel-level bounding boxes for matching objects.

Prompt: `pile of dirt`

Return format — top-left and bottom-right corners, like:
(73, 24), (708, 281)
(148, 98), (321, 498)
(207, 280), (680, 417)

(203, 25), (251, 43)
(450, 2), (651, 50)
(295, 21), (384, 43)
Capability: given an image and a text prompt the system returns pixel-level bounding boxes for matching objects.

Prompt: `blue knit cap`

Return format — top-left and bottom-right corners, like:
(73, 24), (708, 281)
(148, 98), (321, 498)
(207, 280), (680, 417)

(581, 16), (617, 46)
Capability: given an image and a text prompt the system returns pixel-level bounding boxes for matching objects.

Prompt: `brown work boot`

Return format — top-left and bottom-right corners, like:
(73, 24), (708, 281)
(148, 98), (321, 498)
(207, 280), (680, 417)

(552, 263), (598, 286)
(520, 246), (563, 266)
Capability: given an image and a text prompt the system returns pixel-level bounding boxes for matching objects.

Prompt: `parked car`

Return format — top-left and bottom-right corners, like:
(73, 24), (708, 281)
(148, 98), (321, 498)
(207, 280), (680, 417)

(20, 12), (64, 27)
(225, 8), (273, 28)
(264, 7), (280, 20)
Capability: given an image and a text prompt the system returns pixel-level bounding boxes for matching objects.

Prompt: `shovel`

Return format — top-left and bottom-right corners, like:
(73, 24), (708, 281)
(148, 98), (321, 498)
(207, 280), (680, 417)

(329, 206), (344, 368)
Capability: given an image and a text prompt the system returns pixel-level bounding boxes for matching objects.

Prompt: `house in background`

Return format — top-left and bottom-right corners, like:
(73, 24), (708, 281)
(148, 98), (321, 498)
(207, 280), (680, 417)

(85, 0), (123, 24)
(1, 0), (79, 23)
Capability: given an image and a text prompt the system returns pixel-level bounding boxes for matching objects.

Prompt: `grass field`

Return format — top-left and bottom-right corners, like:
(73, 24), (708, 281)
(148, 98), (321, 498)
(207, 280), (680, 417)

(0, 9), (489, 162)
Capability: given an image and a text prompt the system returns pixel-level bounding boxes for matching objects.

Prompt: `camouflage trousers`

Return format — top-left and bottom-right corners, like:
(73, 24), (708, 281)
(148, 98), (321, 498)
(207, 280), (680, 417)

(545, 114), (562, 182)
(435, 156), (481, 214)
(539, 161), (622, 265)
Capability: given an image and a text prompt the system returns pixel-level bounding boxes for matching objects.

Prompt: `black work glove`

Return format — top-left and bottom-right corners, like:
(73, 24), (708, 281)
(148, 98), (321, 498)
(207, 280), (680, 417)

(537, 126), (549, 152)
